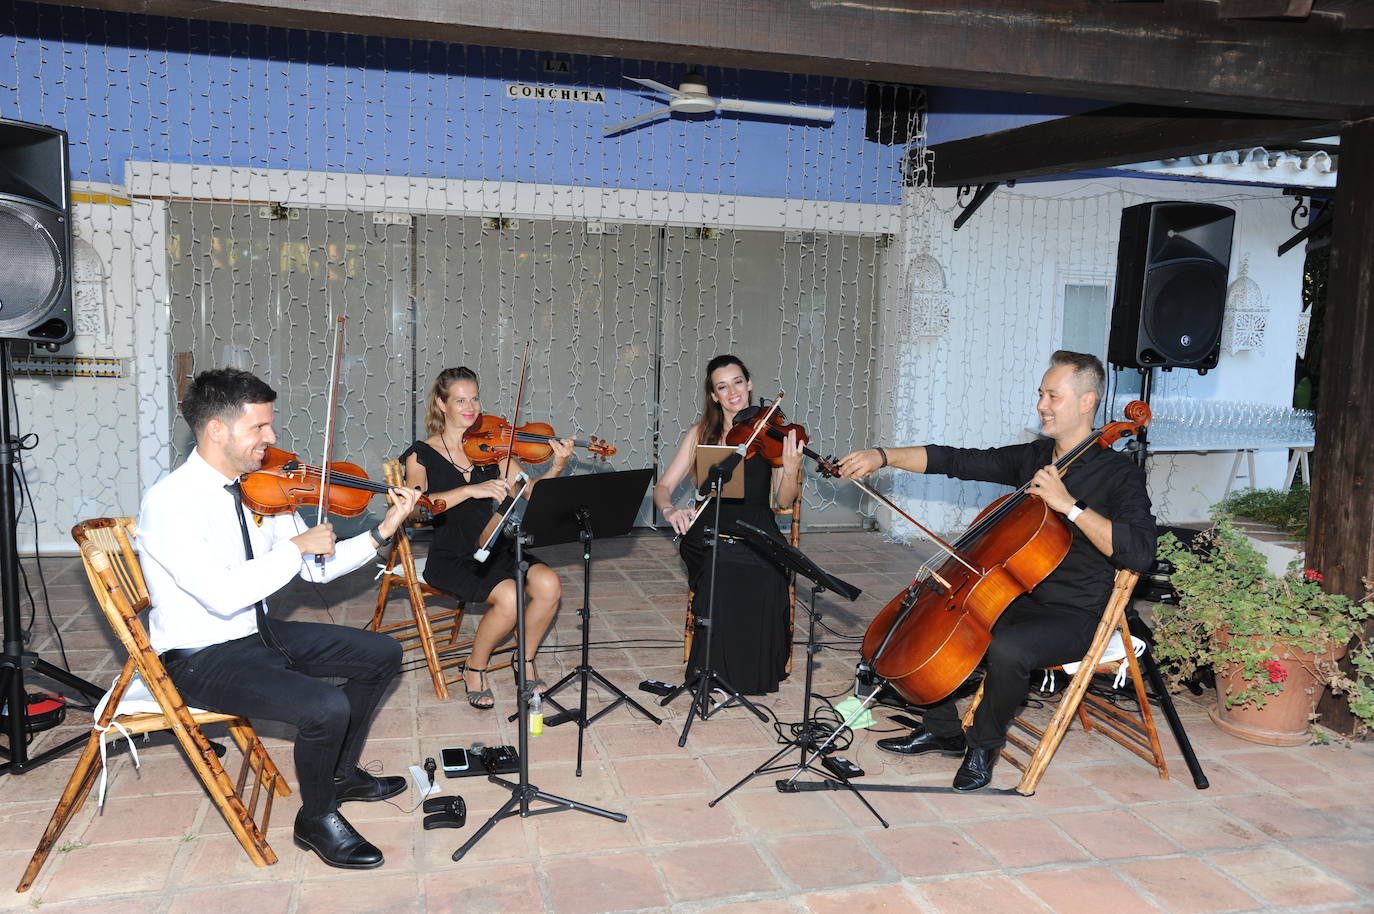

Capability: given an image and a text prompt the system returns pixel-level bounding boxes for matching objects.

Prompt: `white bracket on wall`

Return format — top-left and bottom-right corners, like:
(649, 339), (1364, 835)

(372, 212), (413, 226)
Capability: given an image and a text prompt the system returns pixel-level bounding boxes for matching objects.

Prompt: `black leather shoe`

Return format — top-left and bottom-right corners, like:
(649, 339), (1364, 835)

(334, 768), (407, 803)
(293, 810), (384, 869)
(952, 746), (998, 791)
(876, 725), (966, 757)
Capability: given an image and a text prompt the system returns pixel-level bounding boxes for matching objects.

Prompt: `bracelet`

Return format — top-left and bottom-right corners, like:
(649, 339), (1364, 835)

(368, 523), (394, 549)
(875, 446), (889, 468)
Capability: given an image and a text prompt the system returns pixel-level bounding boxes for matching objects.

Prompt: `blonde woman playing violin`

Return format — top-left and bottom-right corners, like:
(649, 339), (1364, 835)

(403, 367), (573, 710)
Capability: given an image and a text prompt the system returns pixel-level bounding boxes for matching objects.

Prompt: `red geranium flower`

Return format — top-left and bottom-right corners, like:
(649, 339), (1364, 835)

(1261, 659), (1288, 683)
(1304, 569), (1324, 583)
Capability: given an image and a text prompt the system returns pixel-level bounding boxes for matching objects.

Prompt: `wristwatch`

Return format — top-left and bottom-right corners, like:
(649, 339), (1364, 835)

(368, 523), (394, 549)
(1065, 500), (1089, 524)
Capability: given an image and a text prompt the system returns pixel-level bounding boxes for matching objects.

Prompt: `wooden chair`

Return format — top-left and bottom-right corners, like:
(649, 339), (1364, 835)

(683, 497), (801, 674)
(964, 569), (1169, 796)
(369, 458), (468, 700)
(18, 518), (290, 893)
(368, 459), (512, 700)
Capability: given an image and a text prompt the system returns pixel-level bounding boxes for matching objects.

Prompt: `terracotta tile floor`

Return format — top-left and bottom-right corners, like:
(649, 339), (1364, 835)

(4, 531), (1372, 913)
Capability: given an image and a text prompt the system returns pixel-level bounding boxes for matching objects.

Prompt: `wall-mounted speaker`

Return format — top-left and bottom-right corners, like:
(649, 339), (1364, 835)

(0, 118), (74, 346)
(1108, 201), (1234, 371)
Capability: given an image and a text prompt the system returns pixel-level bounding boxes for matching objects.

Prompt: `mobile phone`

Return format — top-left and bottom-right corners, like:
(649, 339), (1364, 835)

(440, 746), (470, 776)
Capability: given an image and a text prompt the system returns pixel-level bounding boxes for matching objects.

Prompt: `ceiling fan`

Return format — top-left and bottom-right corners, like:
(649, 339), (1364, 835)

(605, 70), (836, 134)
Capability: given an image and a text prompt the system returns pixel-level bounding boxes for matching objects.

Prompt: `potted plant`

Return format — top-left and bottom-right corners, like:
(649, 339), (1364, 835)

(1151, 515), (1374, 745)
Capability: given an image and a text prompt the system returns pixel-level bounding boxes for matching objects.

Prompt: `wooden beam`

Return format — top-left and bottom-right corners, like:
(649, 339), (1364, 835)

(927, 105), (1341, 186)
(30, 0), (1374, 120)
(1310, 116), (1374, 734)
(1218, 0), (1315, 20)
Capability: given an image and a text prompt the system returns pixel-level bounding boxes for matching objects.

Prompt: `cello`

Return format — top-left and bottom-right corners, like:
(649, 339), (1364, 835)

(859, 401), (1152, 706)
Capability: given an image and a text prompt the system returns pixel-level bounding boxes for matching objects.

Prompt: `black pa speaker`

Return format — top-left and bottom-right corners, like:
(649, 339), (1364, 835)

(1108, 202), (1234, 371)
(0, 118), (74, 346)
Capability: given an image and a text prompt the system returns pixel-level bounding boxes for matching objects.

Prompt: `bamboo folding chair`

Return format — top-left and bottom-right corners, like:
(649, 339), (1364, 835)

(368, 459), (511, 700)
(965, 569), (1169, 796)
(683, 497), (801, 674)
(18, 518), (290, 893)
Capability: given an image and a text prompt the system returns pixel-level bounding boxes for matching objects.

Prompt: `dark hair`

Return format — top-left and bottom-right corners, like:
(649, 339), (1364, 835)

(1049, 350), (1106, 407)
(425, 366), (480, 437)
(697, 354), (750, 445)
(181, 368), (277, 437)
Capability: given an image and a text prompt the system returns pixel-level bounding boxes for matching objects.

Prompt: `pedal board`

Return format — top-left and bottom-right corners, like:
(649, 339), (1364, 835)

(638, 679), (675, 697)
(821, 755), (865, 780)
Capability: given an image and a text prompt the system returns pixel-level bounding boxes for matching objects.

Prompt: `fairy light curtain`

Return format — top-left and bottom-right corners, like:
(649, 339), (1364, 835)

(0, 1), (910, 547)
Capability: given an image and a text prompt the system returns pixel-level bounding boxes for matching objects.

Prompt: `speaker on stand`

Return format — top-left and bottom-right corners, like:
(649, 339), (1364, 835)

(1108, 201), (1236, 469)
(0, 118), (75, 347)
(0, 119), (101, 777)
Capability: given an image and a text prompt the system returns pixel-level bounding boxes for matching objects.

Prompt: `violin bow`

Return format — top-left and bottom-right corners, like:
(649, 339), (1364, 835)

(315, 315), (347, 566)
(802, 446), (978, 583)
(503, 341), (531, 479)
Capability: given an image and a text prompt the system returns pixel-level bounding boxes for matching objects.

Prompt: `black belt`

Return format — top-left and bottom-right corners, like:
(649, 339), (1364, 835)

(158, 646), (206, 665)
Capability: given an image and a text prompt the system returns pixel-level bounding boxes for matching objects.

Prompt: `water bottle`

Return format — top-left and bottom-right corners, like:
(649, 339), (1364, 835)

(528, 691), (543, 736)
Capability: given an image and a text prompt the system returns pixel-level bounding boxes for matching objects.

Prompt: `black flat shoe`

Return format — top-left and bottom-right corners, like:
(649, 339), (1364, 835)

(952, 746), (998, 792)
(334, 768), (407, 803)
(876, 725), (967, 756)
(293, 810), (384, 869)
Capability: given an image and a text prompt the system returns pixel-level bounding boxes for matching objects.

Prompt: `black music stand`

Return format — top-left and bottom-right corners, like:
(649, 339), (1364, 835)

(452, 478), (626, 862)
(706, 522), (893, 824)
(659, 454), (769, 747)
(506, 468), (662, 776)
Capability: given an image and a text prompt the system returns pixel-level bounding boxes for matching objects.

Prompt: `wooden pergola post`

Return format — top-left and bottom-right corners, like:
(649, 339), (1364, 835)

(1309, 116), (1374, 733)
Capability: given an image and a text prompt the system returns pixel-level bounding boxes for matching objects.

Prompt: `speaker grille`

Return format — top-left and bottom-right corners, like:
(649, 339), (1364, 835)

(1139, 260), (1227, 366)
(0, 198), (64, 334)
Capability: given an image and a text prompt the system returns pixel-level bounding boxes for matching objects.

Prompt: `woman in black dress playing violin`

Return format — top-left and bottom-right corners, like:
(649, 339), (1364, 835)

(654, 355), (803, 695)
(403, 367), (573, 709)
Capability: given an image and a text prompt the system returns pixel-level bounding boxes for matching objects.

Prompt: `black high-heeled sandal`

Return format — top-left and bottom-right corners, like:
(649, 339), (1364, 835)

(463, 665), (495, 710)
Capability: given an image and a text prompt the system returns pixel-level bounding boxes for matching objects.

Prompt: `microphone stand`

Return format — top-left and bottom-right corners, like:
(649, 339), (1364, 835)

(452, 492), (625, 861)
(660, 453), (767, 747)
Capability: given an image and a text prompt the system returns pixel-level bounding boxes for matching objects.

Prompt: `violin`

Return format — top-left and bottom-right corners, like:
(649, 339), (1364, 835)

(859, 402), (1152, 706)
(726, 403), (809, 467)
(241, 446), (444, 519)
(462, 414), (616, 465)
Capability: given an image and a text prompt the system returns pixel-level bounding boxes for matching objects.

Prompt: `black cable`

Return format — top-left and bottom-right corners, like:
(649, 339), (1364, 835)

(5, 348), (68, 670)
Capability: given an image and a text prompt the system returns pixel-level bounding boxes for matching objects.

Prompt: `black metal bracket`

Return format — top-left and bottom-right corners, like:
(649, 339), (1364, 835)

(953, 180), (1012, 231)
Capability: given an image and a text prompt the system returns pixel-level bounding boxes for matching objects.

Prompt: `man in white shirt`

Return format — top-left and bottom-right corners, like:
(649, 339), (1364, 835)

(138, 368), (422, 869)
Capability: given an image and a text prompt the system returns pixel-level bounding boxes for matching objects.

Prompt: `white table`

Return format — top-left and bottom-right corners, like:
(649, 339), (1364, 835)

(1144, 440), (1315, 496)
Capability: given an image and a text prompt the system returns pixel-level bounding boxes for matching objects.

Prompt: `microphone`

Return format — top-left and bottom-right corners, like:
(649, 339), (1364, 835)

(423, 756), (436, 788)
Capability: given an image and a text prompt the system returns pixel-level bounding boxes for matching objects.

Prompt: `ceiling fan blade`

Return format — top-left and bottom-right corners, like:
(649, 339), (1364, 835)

(716, 98), (836, 122)
(604, 107), (672, 134)
(623, 76), (680, 97)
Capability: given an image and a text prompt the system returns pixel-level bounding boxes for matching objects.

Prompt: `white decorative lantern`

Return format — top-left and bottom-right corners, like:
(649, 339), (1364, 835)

(1295, 308), (1311, 358)
(906, 247), (951, 338)
(1222, 257), (1268, 354)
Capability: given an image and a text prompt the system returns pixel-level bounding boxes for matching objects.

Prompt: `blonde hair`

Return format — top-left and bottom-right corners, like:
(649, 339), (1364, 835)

(424, 366), (478, 437)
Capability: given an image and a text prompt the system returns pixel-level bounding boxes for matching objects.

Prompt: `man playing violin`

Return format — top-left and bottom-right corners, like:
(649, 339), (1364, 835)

(138, 368), (422, 868)
(837, 351), (1155, 791)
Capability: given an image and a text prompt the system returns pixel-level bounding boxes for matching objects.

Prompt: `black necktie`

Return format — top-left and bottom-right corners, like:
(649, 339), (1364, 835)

(226, 481), (290, 658)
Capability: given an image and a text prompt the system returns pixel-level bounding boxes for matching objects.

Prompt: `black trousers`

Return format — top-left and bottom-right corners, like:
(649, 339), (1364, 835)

(922, 596), (1098, 750)
(163, 619), (402, 817)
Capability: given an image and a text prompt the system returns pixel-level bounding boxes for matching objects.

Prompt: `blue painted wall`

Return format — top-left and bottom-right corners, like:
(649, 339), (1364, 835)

(0, 1), (906, 204)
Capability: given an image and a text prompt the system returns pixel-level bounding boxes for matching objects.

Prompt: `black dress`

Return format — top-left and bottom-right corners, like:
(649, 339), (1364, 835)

(402, 440), (543, 601)
(680, 454), (791, 695)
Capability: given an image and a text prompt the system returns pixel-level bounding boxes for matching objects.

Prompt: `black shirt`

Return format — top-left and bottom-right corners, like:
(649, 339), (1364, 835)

(925, 438), (1156, 619)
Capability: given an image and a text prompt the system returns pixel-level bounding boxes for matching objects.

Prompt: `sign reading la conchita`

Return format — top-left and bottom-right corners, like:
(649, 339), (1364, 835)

(504, 84), (606, 104)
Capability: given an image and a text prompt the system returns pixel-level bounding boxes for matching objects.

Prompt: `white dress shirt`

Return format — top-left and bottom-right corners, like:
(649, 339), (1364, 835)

(138, 448), (380, 653)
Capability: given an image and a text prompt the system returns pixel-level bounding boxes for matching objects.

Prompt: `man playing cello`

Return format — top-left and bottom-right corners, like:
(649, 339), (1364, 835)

(836, 351), (1156, 791)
